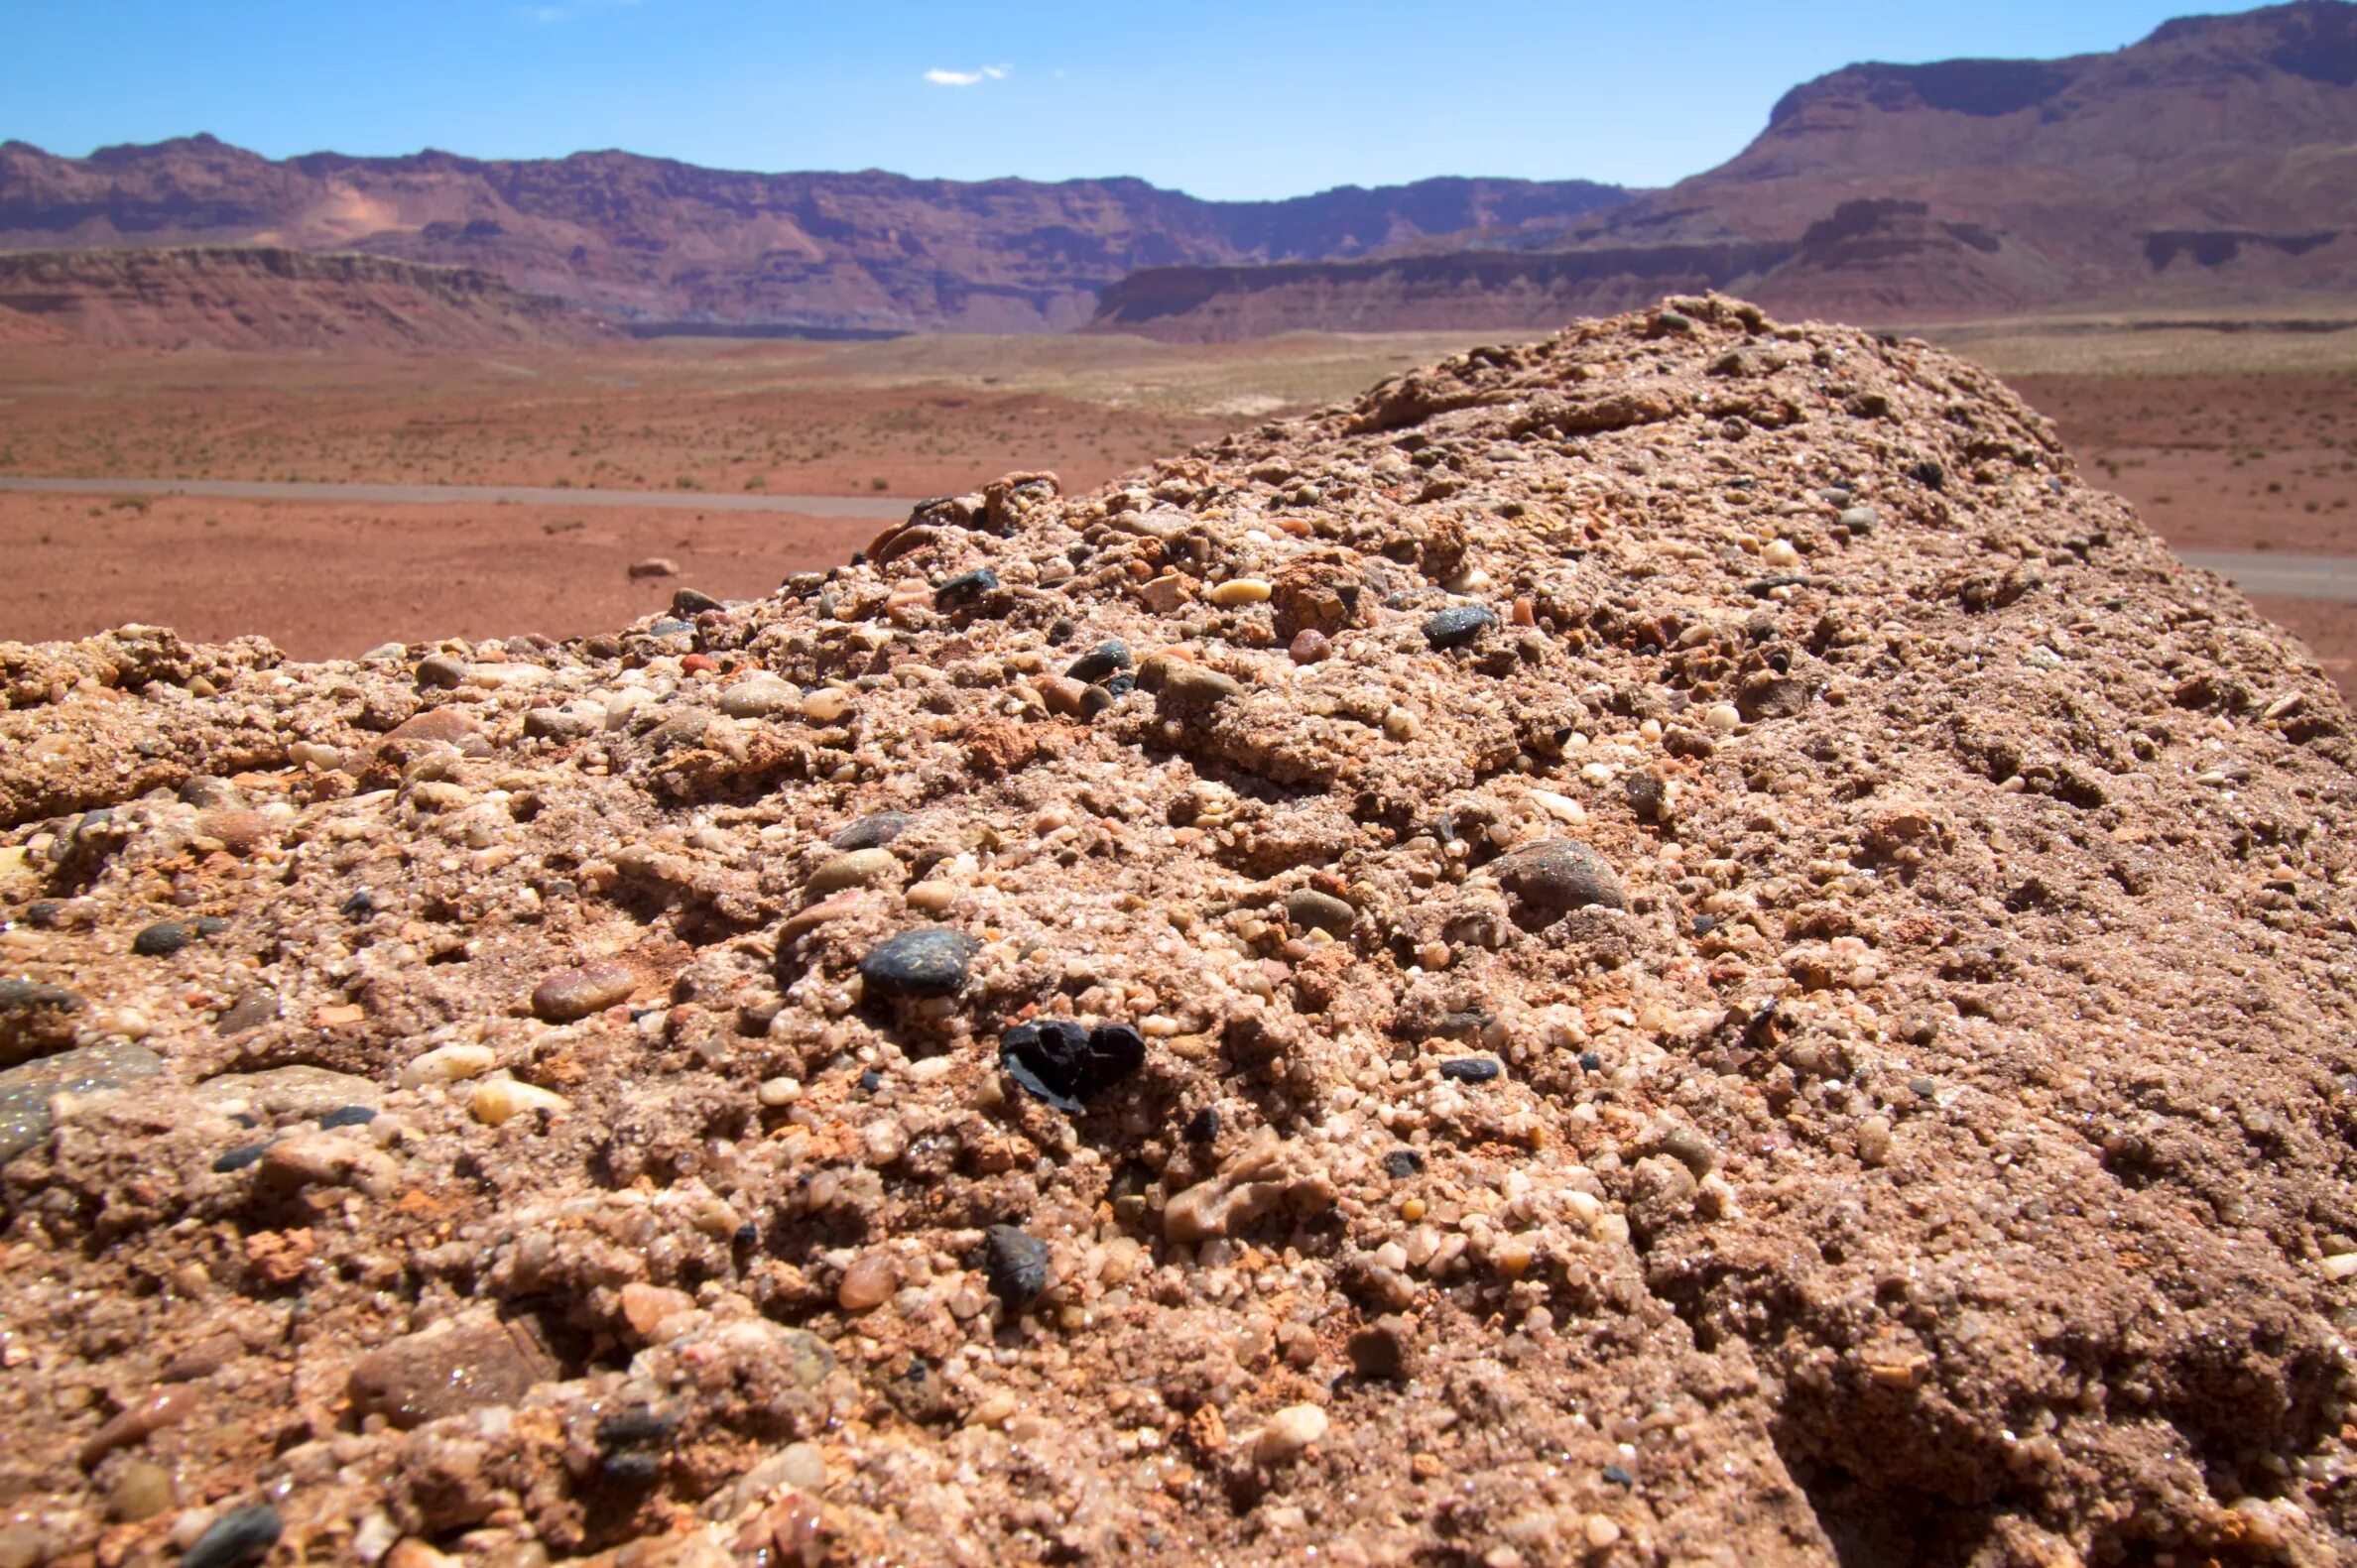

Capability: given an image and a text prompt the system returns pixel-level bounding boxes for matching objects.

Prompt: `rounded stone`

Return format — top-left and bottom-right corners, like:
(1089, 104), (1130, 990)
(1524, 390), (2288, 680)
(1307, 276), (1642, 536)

(530, 961), (636, 1023)
(1422, 604), (1498, 650)
(857, 928), (978, 1001)
(982, 1225), (1053, 1309)
(132, 920), (190, 957)
(106, 1460), (174, 1523)
(806, 848), (902, 895)
(1288, 629), (1332, 664)
(1255, 1403), (1329, 1464)
(1284, 889), (1356, 935)
(718, 676), (803, 720)
(1494, 838), (1626, 914)
(182, 1505), (282, 1568)
(1064, 640), (1131, 683)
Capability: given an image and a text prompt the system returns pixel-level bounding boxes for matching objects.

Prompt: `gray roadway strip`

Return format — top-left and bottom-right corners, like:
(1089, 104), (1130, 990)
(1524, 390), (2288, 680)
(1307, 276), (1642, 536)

(2178, 552), (2357, 606)
(0, 474), (911, 520)
(3, 477), (2354, 605)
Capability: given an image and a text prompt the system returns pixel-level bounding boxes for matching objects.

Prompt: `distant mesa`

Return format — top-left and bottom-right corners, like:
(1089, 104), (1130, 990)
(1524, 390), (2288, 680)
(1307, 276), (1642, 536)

(0, 246), (614, 351)
(1094, 0), (2357, 337)
(0, 136), (1624, 342)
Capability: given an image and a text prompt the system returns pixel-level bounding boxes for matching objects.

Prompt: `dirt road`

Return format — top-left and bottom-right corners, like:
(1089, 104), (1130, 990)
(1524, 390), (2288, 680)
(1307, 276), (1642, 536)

(0, 474), (911, 520)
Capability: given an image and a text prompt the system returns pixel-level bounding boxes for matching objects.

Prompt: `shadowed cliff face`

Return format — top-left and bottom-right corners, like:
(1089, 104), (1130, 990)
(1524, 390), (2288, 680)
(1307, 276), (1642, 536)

(1094, 0), (2357, 339)
(0, 137), (1624, 334)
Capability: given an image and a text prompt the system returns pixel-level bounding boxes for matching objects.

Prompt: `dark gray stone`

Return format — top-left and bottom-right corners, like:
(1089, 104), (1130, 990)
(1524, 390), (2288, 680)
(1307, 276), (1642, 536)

(982, 1225), (1052, 1309)
(133, 920), (190, 957)
(858, 928), (978, 1000)
(1421, 605), (1497, 651)
(0, 1043), (166, 1162)
(831, 810), (915, 851)
(1064, 640), (1131, 683)
(181, 1504), (281, 1568)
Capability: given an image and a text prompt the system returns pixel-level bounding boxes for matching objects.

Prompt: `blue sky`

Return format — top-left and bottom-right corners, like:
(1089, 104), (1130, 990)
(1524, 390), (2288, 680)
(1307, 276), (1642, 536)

(0, 1), (2245, 199)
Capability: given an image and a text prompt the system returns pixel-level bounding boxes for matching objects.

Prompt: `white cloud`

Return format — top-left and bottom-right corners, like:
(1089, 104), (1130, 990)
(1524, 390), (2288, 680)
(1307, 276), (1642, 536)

(924, 64), (1009, 87)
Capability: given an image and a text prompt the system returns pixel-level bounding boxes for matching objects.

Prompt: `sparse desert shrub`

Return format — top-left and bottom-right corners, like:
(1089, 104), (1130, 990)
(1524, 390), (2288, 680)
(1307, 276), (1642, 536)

(108, 494), (150, 514)
(544, 519), (585, 536)
(871, 477), (889, 491)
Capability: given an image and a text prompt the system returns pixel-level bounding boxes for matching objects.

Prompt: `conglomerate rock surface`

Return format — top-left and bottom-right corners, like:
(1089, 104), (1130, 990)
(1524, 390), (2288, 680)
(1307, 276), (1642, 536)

(3, 298), (2357, 1568)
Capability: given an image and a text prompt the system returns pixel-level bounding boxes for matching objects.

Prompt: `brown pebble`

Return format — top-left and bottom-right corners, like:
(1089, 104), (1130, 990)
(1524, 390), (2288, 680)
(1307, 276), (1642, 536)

(1289, 629), (1331, 664)
(530, 960), (636, 1023)
(837, 1252), (899, 1311)
(105, 1461), (175, 1523)
(76, 1385), (198, 1468)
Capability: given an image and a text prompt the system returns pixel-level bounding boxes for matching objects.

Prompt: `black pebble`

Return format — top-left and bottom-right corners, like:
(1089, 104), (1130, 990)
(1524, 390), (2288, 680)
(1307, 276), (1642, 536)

(733, 1222), (759, 1247)
(857, 927), (978, 1000)
(1692, 914), (1717, 936)
(982, 1224), (1053, 1309)
(999, 1020), (1146, 1113)
(1438, 1057), (1503, 1084)
(1102, 671), (1135, 699)
(193, 916), (230, 938)
(132, 920), (188, 957)
(1382, 1149), (1425, 1178)
(596, 1406), (677, 1449)
(858, 1068), (884, 1093)
(182, 1505), (281, 1568)
(1579, 1051), (1603, 1073)
(1047, 617), (1075, 646)
(340, 890), (376, 918)
(1183, 1106), (1221, 1145)
(1603, 1463), (1636, 1489)
(1422, 604), (1498, 651)
(601, 1451), (661, 1485)
(1910, 459), (1946, 491)
(934, 567), (1000, 609)
(831, 810), (915, 851)
(1064, 639), (1132, 683)
(317, 1106), (377, 1130)
(211, 1143), (270, 1173)
(24, 901), (63, 928)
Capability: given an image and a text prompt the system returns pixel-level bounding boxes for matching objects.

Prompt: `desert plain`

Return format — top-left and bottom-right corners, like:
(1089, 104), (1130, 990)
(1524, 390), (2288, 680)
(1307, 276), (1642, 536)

(1, 315), (2353, 686)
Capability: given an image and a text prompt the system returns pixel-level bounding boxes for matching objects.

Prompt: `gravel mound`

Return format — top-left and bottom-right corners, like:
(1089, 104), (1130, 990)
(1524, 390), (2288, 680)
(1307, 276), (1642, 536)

(4, 297), (2357, 1566)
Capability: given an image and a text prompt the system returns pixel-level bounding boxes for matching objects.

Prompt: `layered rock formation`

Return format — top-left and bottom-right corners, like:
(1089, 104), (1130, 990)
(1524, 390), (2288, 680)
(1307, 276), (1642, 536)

(0, 247), (614, 351)
(0, 140), (1623, 335)
(1097, 0), (2357, 337)
(3, 300), (2356, 1566)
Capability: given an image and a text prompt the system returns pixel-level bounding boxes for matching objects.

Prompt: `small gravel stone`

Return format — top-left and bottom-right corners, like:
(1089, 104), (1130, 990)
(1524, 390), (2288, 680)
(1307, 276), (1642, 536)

(1285, 889), (1356, 935)
(982, 1225), (1053, 1309)
(999, 1020), (1146, 1111)
(317, 1105), (377, 1130)
(415, 655), (465, 690)
(718, 675), (804, 719)
(211, 992), (280, 1037)
(934, 566), (1000, 609)
(106, 1461), (174, 1523)
(858, 927), (978, 1000)
(1438, 1058), (1503, 1084)
(1064, 640), (1131, 683)
(0, 980), (83, 1065)
(132, 920), (190, 957)
(210, 1144), (270, 1173)
(1289, 629), (1331, 663)
(181, 1505), (281, 1568)
(1422, 604), (1497, 650)
(1255, 1403), (1330, 1463)
(831, 810), (916, 850)
(1659, 1125), (1718, 1176)
(672, 587), (723, 616)
(1382, 1149), (1425, 1177)
(806, 847), (902, 894)
(531, 960), (636, 1023)
(838, 1252), (898, 1311)
(1493, 838), (1626, 914)
(1839, 505), (1879, 534)
(348, 1315), (558, 1429)
(0, 1042), (165, 1162)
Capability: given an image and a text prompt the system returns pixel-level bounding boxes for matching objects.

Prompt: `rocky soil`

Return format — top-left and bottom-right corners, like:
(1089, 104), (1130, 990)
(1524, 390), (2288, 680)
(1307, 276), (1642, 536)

(4, 297), (2357, 1567)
